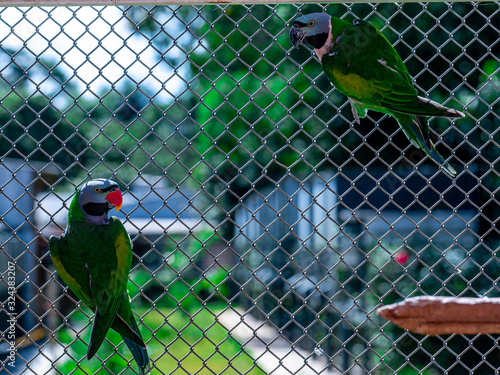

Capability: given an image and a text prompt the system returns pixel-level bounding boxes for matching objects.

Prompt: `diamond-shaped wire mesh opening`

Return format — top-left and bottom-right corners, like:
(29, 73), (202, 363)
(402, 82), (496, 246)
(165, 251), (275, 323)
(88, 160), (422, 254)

(0, 2), (499, 374)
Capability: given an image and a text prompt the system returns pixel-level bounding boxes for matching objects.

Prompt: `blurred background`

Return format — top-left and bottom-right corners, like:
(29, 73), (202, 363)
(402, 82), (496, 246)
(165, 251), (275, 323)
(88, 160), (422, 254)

(0, 2), (498, 374)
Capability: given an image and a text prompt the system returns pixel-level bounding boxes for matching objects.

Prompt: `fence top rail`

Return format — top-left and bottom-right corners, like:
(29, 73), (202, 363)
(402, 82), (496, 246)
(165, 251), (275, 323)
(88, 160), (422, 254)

(0, 0), (479, 7)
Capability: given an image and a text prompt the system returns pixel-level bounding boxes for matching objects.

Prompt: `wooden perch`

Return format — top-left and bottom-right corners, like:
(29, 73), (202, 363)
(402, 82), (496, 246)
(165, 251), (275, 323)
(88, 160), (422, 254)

(377, 296), (500, 335)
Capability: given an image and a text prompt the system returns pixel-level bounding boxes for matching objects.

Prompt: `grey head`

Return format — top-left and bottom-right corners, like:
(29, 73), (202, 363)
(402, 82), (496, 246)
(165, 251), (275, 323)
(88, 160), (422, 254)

(78, 179), (122, 224)
(290, 13), (331, 49)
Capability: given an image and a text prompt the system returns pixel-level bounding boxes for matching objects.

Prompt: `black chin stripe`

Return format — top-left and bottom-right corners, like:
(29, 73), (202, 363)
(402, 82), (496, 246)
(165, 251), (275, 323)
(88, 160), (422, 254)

(82, 202), (109, 217)
(306, 32), (328, 49)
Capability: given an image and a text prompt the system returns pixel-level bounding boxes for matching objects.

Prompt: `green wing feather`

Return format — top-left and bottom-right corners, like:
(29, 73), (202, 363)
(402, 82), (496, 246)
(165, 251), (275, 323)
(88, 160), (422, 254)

(49, 235), (93, 306)
(322, 19), (461, 118)
(112, 299), (146, 347)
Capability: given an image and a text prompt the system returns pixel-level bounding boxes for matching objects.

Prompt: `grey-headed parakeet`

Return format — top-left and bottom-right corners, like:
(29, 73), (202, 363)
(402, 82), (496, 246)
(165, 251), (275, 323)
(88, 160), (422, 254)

(49, 179), (150, 374)
(290, 13), (465, 176)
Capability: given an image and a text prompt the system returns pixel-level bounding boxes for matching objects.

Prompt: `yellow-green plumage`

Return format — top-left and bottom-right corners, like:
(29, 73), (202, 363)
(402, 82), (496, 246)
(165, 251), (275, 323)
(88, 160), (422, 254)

(49, 179), (150, 375)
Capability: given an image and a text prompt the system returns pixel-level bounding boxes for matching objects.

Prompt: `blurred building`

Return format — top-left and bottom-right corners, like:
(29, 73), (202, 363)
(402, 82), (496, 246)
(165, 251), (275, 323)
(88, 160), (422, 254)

(233, 168), (479, 363)
(0, 158), (58, 371)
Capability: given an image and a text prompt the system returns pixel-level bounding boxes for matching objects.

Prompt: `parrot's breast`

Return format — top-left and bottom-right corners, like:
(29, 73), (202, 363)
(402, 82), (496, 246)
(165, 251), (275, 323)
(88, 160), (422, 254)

(330, 68), (377, 101)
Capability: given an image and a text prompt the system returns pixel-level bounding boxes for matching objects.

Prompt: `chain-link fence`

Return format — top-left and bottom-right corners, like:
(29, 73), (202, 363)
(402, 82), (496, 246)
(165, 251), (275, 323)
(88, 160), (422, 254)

(0, 2), (499, 374)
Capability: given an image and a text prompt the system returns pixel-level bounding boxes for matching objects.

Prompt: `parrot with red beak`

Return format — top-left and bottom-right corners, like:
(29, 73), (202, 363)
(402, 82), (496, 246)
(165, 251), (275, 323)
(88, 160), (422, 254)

(49, 179), (150, 374)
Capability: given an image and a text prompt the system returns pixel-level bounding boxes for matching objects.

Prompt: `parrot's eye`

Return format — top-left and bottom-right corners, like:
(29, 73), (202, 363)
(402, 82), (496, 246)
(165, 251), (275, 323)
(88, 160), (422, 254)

(307, 20), (315, 27)
(94, 187), (102, 194)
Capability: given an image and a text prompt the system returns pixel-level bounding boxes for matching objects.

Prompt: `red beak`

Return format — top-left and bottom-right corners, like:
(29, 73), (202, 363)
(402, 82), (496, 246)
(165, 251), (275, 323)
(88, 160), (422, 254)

(106, 189), (123, 211)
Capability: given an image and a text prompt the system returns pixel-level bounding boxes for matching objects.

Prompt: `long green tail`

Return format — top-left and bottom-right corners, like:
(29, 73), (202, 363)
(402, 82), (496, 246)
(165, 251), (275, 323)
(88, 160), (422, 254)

(121, 314), (150, 375)
(396, 114), (457, 177)
(113, 294), (150, 374)
(87, 298), (122, 360)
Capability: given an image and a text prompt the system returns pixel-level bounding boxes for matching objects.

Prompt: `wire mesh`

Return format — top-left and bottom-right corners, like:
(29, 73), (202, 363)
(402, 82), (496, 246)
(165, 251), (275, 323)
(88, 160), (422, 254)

(0, 2), (499, 374)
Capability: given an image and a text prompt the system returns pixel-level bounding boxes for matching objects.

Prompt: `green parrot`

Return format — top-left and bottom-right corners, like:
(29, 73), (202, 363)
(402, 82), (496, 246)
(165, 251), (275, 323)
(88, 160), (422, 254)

(49, 179), (150, 374)
(289, 13), (465, 176)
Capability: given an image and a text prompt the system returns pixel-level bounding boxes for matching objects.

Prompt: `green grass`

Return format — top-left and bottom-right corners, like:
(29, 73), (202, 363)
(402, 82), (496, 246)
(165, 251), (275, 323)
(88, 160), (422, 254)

(54, 304), (264, 375)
